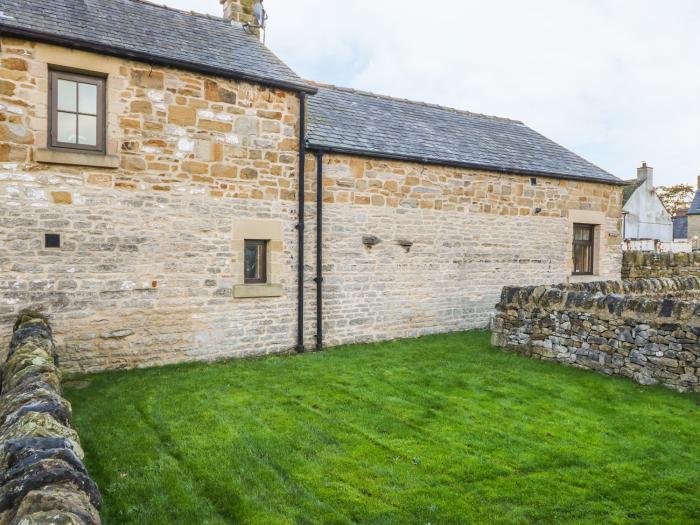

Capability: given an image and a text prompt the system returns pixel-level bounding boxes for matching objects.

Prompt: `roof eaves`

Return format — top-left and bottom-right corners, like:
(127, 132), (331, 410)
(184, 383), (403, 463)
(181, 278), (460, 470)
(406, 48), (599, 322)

(0, 24), (318, 95)
(306, 142), (626, 186)
(519, 124), (621, 185)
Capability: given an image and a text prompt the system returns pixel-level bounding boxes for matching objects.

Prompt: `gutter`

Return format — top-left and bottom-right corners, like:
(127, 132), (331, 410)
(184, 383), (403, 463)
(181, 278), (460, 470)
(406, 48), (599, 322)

(0, 25), (318, 95)
(296, 93), (307, 353)
(305, 143), (625, 186)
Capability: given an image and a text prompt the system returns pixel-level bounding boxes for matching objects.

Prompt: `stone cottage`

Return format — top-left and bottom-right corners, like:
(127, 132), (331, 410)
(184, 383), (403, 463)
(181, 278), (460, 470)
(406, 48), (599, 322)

(621, 162), (673, 242)
(0, 0), (624, 372)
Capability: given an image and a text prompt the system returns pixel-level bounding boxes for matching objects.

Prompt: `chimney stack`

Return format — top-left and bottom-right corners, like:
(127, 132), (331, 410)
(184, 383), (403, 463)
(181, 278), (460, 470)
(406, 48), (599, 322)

(637, 162), (654, 189)
(697, 175), (700, 190)
(220, 0), (262, 36)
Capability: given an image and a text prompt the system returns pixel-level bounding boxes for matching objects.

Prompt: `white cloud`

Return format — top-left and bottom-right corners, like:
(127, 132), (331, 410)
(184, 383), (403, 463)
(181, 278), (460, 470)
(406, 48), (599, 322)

(162, 0), (700, 185)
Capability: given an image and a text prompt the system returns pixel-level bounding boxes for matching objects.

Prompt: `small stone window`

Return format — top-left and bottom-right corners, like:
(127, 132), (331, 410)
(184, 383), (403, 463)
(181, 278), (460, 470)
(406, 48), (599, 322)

(244, 240), (268, 284)
(572, 224), (595, 275)
(49, 69), (106, 154)
(44, 233), (61, 249)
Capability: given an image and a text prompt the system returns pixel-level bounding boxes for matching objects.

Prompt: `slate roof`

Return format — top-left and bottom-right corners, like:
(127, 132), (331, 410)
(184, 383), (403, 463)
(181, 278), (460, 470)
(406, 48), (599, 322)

(0, 0), (314, 93)
(673, 216), (688, 240)
(622, 177), (645, 205)
(688, 190), (700, 215)
(306, 84), (622, 184)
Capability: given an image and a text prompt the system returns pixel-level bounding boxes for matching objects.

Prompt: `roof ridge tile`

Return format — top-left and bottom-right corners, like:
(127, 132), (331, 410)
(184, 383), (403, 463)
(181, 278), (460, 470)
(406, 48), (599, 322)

(128, 0), (228, 23)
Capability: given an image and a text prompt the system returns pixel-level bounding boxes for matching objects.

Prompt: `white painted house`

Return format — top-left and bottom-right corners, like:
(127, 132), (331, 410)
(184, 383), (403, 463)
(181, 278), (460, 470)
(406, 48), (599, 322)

(622, 163), (673, 242)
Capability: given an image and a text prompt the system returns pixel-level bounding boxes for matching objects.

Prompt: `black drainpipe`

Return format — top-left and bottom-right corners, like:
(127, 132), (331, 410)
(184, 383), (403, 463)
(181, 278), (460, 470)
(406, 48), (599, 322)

(296, 93), (306, 353)
(315, 150), (324, 351)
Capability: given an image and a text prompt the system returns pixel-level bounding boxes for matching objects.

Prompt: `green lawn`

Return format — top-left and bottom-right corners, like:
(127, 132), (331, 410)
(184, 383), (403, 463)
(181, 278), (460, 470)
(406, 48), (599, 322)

(65, 331), (700, 525)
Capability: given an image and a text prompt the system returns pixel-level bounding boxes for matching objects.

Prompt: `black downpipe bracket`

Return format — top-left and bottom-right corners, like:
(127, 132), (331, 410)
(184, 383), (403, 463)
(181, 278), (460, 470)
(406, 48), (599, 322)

(296, 93), (306, 353)
(315, 150), (324, 352)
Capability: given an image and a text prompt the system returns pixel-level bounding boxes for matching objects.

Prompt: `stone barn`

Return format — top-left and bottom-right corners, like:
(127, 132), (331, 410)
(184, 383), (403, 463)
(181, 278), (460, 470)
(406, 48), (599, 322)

(0, 0), (624, 372)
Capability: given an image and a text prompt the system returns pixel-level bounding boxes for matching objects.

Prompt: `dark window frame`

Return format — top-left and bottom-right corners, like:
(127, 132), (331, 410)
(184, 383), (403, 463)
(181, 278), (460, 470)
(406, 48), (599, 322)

(244, 239), (268, 285)
(49, 68), (107, 154)
(572, 223), (595, 276)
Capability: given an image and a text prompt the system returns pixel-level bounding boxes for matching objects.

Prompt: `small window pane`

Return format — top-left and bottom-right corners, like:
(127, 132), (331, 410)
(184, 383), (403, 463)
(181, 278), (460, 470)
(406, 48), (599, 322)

(245, 243), (262, 281)
(78, 114), (97, 146)
(574, 225), (591, 241)
(573, 244), (592, 274)
(57, 80), (77, 112)
(244, 240), (267, 284)
(57, 112), (77, 143)
(572, 224), (594, 275)
(79, 83), (97, 114)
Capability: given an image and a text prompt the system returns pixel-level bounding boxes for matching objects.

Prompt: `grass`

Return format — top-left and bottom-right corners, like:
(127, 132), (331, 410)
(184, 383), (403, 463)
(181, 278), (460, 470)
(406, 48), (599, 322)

(65, 331), (700, 525)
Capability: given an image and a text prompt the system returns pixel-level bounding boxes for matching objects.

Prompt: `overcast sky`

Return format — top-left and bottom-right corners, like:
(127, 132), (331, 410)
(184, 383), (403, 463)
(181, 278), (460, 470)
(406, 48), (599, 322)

(164, 0), (700, 186)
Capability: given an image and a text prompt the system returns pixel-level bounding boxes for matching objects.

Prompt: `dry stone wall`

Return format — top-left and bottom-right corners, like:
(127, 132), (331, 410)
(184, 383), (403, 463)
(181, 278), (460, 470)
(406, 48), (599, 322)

(0, 312), (101, 524)
(622, 251), (700, 279)
(492, 277), (700, 392)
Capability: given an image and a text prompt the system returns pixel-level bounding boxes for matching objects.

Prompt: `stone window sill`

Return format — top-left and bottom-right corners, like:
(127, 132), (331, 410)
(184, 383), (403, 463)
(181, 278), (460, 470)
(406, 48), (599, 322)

(568, 274), (603, 284)
(233, 284), (284, 299)
(35, 148), (119, 169)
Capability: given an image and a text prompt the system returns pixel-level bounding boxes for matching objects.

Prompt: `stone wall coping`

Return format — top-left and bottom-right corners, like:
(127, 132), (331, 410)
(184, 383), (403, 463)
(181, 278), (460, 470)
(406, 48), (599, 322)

(0, 313), (102, 522)
(497, 276), (700, 323)
(622, 250), (700, 267)
(621, 250), (700, 280)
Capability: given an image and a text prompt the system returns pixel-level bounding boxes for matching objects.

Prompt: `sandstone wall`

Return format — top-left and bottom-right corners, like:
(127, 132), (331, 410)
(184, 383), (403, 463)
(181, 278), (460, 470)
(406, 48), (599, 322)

(621, 251), (700, 279)
(491, 277), (700, 392)
(303, 154), (623, 345)
(0, 38), (303, 372)
(1, 38), (623, 372)
(0, 312), (101, 524)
